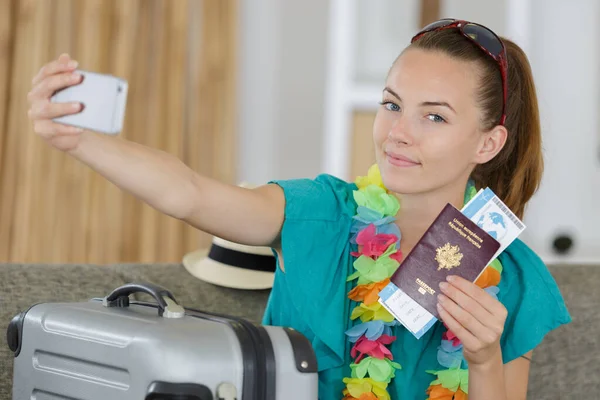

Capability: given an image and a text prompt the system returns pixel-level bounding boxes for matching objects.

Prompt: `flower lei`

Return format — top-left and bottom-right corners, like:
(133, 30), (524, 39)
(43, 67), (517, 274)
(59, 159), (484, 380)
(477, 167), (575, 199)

(342, 164), (504, 400)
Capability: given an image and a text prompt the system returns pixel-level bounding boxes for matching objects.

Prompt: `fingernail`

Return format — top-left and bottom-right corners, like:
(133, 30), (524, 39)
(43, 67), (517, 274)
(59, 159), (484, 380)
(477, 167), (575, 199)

(439, 282), (448, 291)
(438, 294), (446, 303)
(68, 60), (78, 68)
(72, 103), (81, 110)
(447, 275), (456, 283)
(71, 73), (81, 82)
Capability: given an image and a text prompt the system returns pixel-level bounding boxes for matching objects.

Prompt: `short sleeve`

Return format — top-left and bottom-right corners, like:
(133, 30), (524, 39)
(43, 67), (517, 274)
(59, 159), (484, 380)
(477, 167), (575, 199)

(265, 174), (358, 371)
(497, 239), (572, 363)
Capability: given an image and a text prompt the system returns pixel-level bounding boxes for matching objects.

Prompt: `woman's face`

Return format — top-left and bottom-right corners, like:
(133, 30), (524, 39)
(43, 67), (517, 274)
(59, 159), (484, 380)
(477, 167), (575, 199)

(373, 47), (505, 196)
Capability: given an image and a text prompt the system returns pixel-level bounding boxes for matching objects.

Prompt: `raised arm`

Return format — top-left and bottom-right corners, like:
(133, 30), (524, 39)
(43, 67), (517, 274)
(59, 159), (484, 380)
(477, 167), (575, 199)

(27, 54), (285, 247)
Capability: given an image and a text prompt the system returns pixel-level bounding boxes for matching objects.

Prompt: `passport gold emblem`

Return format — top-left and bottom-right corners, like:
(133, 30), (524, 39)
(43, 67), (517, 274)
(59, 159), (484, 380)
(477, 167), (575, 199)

(435, 243), (463, 271)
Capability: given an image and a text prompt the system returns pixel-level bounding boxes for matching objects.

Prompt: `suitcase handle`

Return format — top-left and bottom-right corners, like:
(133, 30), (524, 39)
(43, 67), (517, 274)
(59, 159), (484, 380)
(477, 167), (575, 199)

(103, 282), (185, 318)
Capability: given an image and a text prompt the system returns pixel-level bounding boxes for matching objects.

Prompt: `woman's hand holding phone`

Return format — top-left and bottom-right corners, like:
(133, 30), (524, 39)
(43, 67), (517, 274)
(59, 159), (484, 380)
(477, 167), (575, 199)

(27, 53), (85, 152)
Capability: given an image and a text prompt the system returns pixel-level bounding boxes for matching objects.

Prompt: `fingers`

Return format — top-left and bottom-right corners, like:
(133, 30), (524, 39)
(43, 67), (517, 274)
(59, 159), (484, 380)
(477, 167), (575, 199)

(436, 300), (479, 349)
(28, 101), (82, 120)
(28, 71), (83, 103)
(437, 275), (508, 355)
(27, 55), (85, 148)
(438, 295), (495, 341)
(33, 120), (83, 139)
(439, 281), (494, 326)
(437, 294), (502, 354)
(31, 54), (78, 87)
(446, 275), (506, 317)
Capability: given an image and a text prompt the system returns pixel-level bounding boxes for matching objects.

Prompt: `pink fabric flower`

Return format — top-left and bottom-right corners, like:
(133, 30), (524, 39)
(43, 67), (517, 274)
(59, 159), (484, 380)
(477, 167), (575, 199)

(442, 326), (461, 346)
(389, 250), (403, 263)
(351, 224), (400, 259)
(350, 334), (396, 363)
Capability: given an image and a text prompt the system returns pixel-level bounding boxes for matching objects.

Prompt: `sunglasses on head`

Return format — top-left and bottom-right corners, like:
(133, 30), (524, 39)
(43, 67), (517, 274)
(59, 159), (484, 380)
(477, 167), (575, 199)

(411, 18), (508, 126)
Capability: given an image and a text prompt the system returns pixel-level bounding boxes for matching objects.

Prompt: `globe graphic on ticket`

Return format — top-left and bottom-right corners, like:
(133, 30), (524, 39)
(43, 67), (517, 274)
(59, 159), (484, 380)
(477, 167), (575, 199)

(476, 211), (507, 241)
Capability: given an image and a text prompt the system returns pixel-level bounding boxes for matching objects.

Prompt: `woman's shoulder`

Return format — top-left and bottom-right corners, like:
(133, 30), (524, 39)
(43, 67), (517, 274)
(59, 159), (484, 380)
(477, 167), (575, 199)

(269, 173), (358, 221)
(265, 174), (359, 368)
(500, 239), (568, 306)
(497, 239), (572, 362)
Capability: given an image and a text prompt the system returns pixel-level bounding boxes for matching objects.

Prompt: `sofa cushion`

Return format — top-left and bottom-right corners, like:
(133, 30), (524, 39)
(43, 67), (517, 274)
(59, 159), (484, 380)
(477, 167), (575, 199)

(0, 263), (595, 399)
(526, 265), (599, 398)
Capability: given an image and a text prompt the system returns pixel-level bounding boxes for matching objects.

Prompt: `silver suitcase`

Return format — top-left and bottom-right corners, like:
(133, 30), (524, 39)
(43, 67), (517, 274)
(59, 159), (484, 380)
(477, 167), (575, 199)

(7, 282), (318, 400)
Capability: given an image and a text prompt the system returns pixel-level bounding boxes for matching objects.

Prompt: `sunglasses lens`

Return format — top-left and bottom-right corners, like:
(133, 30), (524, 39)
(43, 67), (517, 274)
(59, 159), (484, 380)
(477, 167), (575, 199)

(463, 23), (504, 57)
(412, 19), (455, 43)
(421, 18), (454, 32)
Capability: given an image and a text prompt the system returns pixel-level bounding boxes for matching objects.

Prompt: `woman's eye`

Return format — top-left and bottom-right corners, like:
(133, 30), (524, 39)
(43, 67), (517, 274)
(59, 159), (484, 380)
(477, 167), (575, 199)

(427, 114), (446, 123)
(380, 101), (400, 112)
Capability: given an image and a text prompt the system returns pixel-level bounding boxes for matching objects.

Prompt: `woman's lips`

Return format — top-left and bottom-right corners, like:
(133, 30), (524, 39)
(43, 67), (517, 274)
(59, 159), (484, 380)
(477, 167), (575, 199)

(386, 152), (420, 167)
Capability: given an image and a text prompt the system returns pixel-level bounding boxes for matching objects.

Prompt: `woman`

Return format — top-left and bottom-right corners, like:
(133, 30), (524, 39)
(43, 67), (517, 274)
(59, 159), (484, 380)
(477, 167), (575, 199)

(27, 19), (570, 400)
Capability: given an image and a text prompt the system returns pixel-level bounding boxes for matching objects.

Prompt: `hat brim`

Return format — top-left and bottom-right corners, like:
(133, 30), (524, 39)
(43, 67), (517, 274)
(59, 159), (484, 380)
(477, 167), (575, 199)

(182, 249), (275, 290)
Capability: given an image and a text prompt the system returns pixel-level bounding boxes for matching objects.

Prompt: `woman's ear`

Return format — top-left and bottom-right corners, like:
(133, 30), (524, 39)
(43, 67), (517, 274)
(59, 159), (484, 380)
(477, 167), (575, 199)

(474, 125), (508, 164)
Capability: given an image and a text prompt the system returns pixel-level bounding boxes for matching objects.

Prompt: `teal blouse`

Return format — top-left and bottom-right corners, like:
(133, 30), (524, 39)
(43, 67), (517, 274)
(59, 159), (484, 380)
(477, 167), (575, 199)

(262, 174), (571, 399)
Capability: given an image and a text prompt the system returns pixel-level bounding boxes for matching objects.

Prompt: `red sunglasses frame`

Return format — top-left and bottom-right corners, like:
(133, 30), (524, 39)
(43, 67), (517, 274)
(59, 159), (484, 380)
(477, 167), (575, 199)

(411, 19), (508, 126)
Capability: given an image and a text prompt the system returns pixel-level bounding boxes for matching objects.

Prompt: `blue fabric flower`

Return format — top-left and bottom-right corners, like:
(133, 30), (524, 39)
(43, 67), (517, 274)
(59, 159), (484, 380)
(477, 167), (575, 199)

(350, 208), (401, 247)
(345, 320), (400, 342)
(485, 286), (500, 301)
(437, 339), (466, 368)
(354, 206), (387, 224)
(440, 339), (463, 353)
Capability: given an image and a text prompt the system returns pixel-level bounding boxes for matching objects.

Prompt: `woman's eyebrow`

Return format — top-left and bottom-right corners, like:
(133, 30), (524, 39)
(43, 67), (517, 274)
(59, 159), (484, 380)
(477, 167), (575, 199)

(383, 87), (456, 114)
(383, 87), (401, 100)
(420, 101), (456, 114)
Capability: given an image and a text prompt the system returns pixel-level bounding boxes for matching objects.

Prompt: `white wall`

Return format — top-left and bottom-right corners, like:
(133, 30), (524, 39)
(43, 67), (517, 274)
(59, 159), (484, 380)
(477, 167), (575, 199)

(441, 0), (506, 35)
(353, 0), (420, 85)
(521, 0), (600, 263)
(237, 0), (280, 185)
(237, 0), (330, 184)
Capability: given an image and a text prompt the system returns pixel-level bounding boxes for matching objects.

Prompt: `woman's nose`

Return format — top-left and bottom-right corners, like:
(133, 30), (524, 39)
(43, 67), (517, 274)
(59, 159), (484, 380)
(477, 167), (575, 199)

(387, 116), (413, 145)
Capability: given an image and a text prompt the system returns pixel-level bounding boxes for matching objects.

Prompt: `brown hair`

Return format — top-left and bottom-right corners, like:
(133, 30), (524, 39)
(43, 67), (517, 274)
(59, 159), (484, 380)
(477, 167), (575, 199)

(408, 29), (543, 219)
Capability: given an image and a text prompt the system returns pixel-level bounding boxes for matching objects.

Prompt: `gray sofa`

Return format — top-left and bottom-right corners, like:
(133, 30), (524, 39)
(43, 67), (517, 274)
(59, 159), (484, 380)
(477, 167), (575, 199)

(0, 263), (596, 399)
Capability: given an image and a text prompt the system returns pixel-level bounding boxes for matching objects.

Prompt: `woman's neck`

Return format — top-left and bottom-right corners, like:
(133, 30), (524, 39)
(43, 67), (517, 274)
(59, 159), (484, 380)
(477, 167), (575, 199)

(395, 183), (467, 256)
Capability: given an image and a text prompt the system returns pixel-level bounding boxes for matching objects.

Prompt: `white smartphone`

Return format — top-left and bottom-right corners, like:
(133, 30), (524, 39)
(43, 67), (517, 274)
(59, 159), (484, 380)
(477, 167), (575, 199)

(50, 70), (129, 135)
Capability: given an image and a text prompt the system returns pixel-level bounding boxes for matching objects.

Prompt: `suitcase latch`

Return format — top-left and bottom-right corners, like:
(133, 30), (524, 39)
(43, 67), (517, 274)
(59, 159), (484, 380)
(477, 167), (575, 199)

(163, 297), (185, 319)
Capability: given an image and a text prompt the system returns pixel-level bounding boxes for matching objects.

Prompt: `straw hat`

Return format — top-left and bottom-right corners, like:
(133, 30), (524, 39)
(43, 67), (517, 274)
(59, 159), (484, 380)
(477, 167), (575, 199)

(182, 236), (276, 290)
(182, 182), (276, 290)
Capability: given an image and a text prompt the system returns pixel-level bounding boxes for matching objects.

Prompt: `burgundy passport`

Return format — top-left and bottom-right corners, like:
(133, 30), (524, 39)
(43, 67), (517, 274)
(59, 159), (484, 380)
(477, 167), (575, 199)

(389, 203), (500, 318)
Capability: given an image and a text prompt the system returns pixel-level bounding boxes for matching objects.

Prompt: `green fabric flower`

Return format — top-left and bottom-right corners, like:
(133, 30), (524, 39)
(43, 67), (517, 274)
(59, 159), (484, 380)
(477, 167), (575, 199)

(351, 356), (402, 383)
(427, 368), (469, 394)
(353, 185), (400, 217)
(347, 243), (400, 285)
(489, 258), (503, 274)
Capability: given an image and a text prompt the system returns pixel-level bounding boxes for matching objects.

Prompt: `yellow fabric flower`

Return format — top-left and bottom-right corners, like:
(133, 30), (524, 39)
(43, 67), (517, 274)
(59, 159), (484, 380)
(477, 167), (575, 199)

(355, 164), (385, 190)
(343, 377), (391, 400)
(351, 302), (395, 323)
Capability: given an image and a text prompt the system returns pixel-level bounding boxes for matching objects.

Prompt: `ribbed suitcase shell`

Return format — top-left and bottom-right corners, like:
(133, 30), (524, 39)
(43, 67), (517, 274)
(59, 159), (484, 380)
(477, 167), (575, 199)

(7, 283), (318, 400)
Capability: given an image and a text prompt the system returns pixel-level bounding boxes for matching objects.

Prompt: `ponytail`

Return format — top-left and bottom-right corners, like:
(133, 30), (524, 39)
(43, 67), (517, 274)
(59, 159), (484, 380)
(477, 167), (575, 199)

(471, 38), (543, 219)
